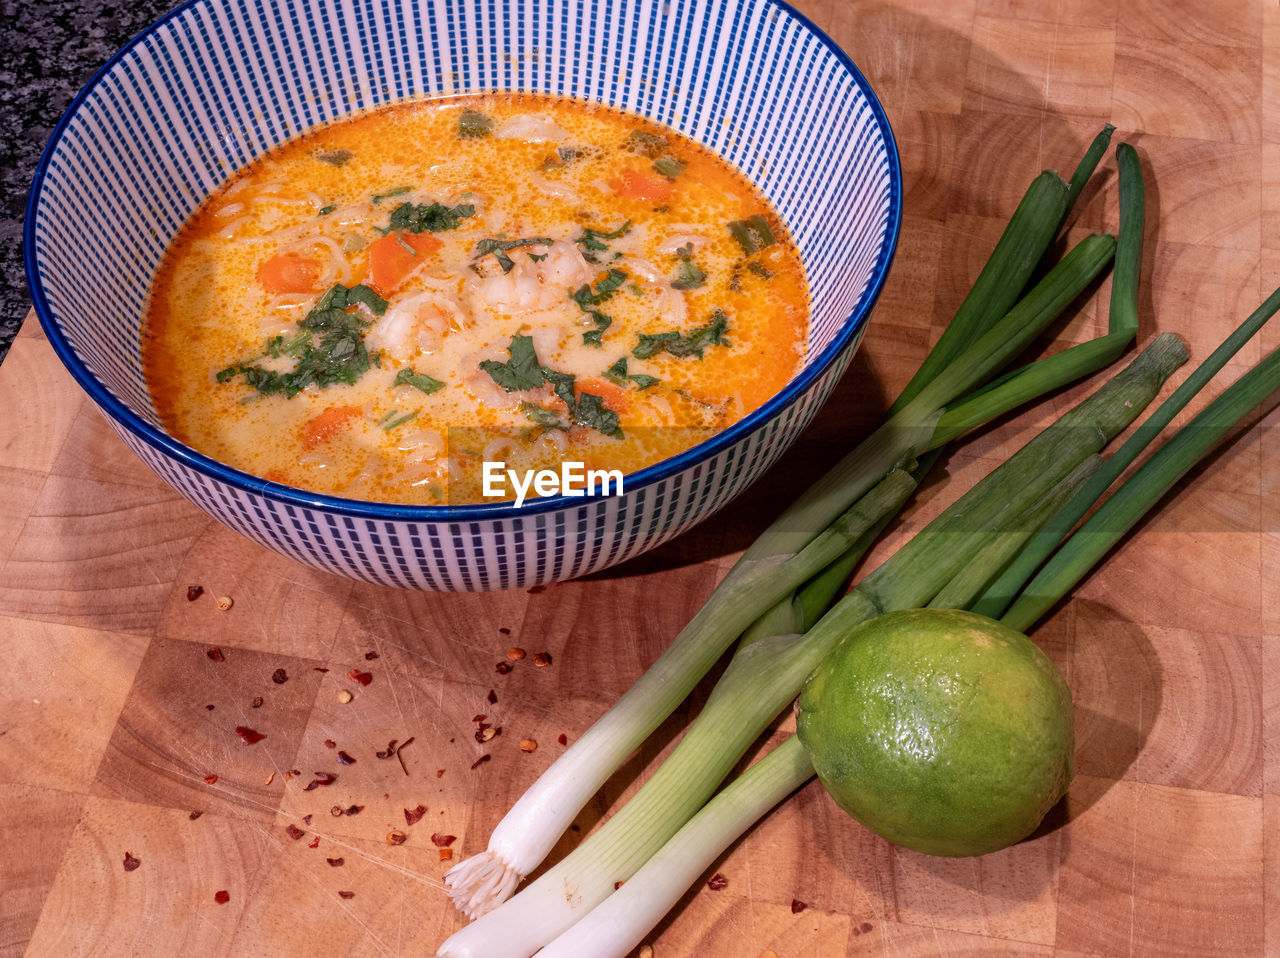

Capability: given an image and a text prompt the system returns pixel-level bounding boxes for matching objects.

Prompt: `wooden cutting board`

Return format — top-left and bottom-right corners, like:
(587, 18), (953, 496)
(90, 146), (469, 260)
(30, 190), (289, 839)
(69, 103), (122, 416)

(3, 0), (1278, 954)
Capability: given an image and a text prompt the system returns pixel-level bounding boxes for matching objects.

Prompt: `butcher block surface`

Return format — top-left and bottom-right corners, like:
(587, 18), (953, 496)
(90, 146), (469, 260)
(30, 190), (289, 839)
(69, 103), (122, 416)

(4, 0), (1280, 955)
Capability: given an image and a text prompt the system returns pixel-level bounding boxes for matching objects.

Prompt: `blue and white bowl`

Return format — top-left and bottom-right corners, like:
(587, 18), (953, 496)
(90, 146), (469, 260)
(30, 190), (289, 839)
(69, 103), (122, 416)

(25, 0), (900, 591)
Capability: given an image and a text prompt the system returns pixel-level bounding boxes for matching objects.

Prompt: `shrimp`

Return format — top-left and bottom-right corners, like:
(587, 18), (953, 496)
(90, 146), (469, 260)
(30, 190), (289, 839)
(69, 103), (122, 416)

(492, 114), (571, 142)
(366, 287), (469, 361)
(471, 239), (595, 313)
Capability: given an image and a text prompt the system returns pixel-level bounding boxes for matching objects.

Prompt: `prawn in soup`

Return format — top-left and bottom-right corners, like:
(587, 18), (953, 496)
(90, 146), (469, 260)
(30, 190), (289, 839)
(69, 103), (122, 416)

(143, 94), (809, 505)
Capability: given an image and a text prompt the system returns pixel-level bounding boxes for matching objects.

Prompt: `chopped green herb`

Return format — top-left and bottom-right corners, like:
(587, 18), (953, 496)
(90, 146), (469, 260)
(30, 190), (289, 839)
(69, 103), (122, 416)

(572, 268), (628, 346)
(576, 220), (632, 264)
(372, 186), (412, 204)
(383, 410), (421, 431)
(671, 245), (706, 290)
(474, 237), (555, 273)
(604, 357), (660, 390)
(482, 336), (624, 439)
(633, 309), (731, 360)
(653, 155), (686, 180)
(315, 149), (354, 167)
(389, 200), (476, 233)
(479, 334), (546, 391)
(624, 130), (668, 157)
(529, 252), (548, 262)
(727, 214), (777, 256)
(318, 204), (336, 216)
(393, 367), (447, 394)
(458, 109), (493, 139)
(629, 374), (660, 390)
(747, 260), (774, 280)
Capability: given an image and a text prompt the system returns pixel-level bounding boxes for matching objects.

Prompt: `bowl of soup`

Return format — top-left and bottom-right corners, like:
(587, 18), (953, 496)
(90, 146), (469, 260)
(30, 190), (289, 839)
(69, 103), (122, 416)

(25, 0), (901, 590)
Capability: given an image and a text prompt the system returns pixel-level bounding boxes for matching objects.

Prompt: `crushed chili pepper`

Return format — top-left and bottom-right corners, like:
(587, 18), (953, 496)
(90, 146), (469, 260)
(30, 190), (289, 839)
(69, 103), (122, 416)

(206, 647), (225, 662)
(707, 873), (728, 890)
(324, 739), (336, 749)
(487, 689), (498, 704)
(314, 667), (330, 673)
(470, 754), (491, 770)
(404, 804), (427, 826)
(499, 627), (511, 635)
(472, 714), (487, 723)
(303, 772), (337, 791)
(326, 857), (344, 867)
(235, 726), (266, 745)
(364, 651), (379, 660)
(205, 704), (215, 711)
(533, 651), (552, 668)
(344, 804), (363, 815)
(187, 585), (204, 601)
(271, 668), (288, 684)
(251, 697), (264, 708)
(430, 833), (456, 847)
(189, 810), (203, 820)
(286, 824), (305, 840)
(436, 769), (445, 778)
(614, 880), (624, 890)
(495, 661), (513, 674)
(203, 774), (218, 785)
(439, 848), (453, 861)
(122, 851), (141, 871)
(214, 889), (230, 904)
(558, 734), (568, 746)
(347, 669), (373, 686)
(303, 814), (312, 825)
(308, 836), (320, 849)
(386, 830), (407, 845)
(791, 899), (807, 914)
(337, 750), (356, 765)
(376, 740), (398, 759)
(338, 890), (355, 899)
(527, 584), (547, 594)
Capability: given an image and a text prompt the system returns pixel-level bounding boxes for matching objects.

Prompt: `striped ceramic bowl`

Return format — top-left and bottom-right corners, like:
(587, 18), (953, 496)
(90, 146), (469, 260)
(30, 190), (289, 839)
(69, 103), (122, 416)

(25, 0), (900, 591)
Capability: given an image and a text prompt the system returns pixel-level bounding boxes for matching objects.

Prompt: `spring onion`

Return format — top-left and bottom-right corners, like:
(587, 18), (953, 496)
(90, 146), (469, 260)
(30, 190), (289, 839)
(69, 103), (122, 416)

(442, 134), (1129, 923)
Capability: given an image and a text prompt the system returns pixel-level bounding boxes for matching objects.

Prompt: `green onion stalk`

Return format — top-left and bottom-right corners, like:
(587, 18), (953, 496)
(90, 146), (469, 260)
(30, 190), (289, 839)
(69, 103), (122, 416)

(435, 333), (1185, 958)
(532, 288), (1280, 958)
(442, 135), (1125, 922)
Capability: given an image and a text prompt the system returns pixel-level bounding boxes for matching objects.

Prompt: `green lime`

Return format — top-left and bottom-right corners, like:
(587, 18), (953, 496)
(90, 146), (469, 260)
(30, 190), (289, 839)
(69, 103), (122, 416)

(796, 607), (1073, 857)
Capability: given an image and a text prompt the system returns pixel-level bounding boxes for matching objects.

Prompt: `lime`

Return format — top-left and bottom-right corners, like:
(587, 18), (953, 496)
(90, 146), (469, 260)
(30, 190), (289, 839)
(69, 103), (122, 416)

(795, 607), (1073, 857)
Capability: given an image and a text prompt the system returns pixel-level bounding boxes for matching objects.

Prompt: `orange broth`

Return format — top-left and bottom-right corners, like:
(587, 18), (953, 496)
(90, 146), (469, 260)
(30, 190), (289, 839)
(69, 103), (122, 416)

(143, 94), (808, 505)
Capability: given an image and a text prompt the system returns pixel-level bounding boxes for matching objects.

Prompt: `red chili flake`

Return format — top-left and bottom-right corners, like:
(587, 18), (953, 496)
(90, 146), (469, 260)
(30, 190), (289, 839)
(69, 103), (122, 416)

(205, 704), (215, 711)
(314, 667), (329, 672)
(250, 697), (263, 709)
(345, 804), (364, 815)
(286, 824), (306, 840)
(614, 880), (624, 890)
(386, 830), (408, 845)
(214, 889), (230, 904)
(364, 651), (379, 660)
(203, 774), (218, 785)
(430, 832), (457, 847)
(302, 814), (312, 825)
(303, 772), (337, 791)
(347, 669), (373, 686)
(436, 769), (445, 778)
(472, 714), (487, 723)
(499, 627), (511, 635)
(495, 661), (513, 674)
(557, 734), (568, 746)
(308, 836), (320, 849)
(189, 810), (203, 820)
(338, 890), (355, 899)
(395, 737), (415, 776)
(323, 739), (336, 749)
(527, 584), (547, 594)
(470, 754), (491, 770)
(375, 739), (398, 759)
(487, 689), (498, 704)
(326, 857), (345, 867)
(859, 922), (873, 934)
(271, 668), (288, 684)
(235, 726), (266, 745)
(707, 873), (728, 890)
(187, 585), (204, 601)
(207, 647), (225, 662)
(791, 899), (807, 913)
(122, 851), (141, 871)
(533, 651), (552, 668)
(404, 804), (427, 826)
(337, 750), (356, 765)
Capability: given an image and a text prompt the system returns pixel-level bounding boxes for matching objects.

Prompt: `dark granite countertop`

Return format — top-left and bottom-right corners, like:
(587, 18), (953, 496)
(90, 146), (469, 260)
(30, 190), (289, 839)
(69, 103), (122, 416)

(1, 0), (180, 365)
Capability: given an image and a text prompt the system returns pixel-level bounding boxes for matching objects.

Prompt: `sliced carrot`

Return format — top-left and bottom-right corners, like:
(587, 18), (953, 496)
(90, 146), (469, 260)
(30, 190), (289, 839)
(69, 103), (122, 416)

(609, 169), (675, 204)
(301, 405), (362, 448)
(368, 230), (444, 295)
(576, 377), (631, 415)
(257, 253), (322, 294)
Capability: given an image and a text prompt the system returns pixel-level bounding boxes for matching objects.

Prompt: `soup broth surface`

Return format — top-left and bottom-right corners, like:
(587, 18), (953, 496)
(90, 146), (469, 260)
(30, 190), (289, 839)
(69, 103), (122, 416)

(144, 94), (808, 505)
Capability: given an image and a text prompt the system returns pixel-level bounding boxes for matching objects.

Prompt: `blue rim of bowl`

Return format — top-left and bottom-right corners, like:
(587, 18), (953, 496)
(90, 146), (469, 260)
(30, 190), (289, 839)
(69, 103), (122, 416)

(24, 0), (902, 524)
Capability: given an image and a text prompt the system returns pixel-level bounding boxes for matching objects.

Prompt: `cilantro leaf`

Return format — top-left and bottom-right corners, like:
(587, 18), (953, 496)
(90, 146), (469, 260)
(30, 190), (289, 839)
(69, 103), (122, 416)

(393, 367), (446, 394)
(633, 309), (730, 360)
(474, 237), (555, 273)
(479, 335), (547, 391)
(389, 201), (476, 234)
